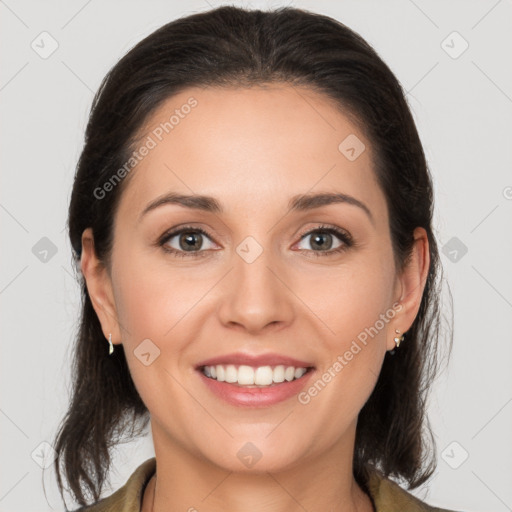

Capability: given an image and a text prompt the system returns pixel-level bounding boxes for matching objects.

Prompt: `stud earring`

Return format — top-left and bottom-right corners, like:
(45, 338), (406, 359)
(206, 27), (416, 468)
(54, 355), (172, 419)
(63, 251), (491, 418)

(108, 333), (114, 355)
(393, 329), (405, 349)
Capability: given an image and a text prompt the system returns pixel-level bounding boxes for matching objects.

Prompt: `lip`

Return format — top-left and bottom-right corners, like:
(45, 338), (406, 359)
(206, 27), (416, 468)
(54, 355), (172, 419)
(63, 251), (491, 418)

(197, 367), (316, 407)
(195, 352), (315, 370)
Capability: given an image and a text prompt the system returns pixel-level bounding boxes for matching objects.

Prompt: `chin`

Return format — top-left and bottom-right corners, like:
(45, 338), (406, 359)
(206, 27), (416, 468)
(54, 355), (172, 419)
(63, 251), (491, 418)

(199, 439), (306, 475)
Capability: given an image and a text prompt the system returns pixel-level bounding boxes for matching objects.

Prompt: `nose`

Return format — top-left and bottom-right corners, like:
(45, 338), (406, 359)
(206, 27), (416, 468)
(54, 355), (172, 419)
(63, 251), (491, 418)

(216, 246), (295, 335)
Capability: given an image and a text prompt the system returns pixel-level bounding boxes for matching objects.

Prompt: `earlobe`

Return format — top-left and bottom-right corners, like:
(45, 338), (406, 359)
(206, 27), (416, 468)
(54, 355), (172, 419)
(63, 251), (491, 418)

(388, 227), (430, 351)
(80, 228), (121, 346)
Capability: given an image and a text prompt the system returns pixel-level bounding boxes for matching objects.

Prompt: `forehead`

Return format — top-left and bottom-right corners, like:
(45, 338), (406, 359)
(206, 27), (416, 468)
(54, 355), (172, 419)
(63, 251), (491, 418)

(117, 84), (386, 223)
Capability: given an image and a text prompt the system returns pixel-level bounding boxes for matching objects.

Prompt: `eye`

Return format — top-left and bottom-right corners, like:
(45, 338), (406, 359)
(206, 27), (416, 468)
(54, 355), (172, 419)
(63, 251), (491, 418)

(158, 226), (217, 258)
(157, 223), (353, 259)
(295, 224), (353, 257)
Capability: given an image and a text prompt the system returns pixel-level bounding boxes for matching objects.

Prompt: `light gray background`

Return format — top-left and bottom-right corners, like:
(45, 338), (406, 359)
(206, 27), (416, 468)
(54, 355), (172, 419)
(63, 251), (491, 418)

(1, 1), (511, 511)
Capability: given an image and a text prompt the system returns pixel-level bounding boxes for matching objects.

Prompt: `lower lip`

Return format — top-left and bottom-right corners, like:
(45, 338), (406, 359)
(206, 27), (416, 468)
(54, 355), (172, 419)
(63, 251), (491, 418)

(197, 369), (315, 407)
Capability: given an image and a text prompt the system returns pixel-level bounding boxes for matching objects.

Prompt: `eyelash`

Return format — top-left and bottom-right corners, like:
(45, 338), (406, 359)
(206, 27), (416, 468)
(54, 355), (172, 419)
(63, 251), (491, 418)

(157, 224), (354, 259)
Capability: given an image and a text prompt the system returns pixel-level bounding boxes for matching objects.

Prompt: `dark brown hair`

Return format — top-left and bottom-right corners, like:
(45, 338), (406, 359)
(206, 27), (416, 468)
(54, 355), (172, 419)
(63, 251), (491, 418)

(53, 5), (453, 508)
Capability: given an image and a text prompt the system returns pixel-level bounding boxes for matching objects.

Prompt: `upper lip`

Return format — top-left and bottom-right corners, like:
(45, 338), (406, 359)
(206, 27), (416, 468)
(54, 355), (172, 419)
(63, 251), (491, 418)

(195, 352), (315, 369)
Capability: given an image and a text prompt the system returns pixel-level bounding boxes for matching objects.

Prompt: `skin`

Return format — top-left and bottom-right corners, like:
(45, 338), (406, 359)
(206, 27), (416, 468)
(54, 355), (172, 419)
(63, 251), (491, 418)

(81, 84), (429, 512)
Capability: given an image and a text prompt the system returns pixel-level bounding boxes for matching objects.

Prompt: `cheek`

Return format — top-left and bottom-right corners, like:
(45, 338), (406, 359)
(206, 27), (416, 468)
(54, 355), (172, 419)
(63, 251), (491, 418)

(296, 256), (395, 346)
(110, 254), (201, 410)
(112, 251), (202, 342)
(298, 249), (395, 403)
(296, 267), (394, 444)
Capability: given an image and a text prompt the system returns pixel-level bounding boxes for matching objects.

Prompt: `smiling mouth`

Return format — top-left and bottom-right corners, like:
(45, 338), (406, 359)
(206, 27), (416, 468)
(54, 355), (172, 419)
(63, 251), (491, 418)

(199, 364), (315, 387)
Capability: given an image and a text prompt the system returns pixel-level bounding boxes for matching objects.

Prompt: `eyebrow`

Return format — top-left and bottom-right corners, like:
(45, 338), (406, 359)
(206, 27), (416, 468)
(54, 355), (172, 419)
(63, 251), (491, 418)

(139, 191), (373, 224)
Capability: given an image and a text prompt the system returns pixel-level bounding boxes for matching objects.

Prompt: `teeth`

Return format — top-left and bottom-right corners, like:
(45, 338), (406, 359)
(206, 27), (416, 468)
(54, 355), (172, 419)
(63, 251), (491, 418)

(239, 365), (255, 385)
(201, 364), (309, 386)
(225, 364), (237, 383)
(273, 365), (285, 383)
(285, 366), (295, 381)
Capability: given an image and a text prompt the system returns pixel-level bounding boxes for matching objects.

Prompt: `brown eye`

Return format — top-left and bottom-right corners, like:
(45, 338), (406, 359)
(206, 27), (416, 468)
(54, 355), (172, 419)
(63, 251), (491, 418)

(159, 227), (217, 258)
(295, 225), (353, 257)
(176, 232), (204, 251)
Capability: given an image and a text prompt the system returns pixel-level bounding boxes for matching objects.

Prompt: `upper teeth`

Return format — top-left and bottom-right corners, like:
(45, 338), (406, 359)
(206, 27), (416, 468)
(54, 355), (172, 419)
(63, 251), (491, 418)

(202, 364), (308, 386)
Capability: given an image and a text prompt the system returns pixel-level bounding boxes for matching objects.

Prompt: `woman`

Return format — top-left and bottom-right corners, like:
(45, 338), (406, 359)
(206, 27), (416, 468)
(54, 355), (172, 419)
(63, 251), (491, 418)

(53, 5), (459, 511)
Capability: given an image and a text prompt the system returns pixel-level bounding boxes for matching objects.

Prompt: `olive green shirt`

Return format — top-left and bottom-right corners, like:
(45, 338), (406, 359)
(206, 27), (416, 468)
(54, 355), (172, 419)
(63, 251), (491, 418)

(71, 457), (461, 512)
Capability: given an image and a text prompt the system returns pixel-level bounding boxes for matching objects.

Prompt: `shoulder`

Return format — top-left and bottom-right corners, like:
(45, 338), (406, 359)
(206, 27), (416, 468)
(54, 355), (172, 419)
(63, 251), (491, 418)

(366, 469), (463, 512)
(69, 458), (464, 512)
(69, 457), (156, 512)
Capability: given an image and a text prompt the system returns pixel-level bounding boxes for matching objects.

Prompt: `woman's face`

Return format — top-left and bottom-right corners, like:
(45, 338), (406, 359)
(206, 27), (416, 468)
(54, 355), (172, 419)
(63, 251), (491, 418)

(83, 84), (426, 473)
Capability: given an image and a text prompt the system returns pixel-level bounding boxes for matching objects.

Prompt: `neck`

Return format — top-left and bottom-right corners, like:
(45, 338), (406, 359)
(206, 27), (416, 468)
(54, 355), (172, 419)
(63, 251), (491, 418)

(142, 421), (374, 512)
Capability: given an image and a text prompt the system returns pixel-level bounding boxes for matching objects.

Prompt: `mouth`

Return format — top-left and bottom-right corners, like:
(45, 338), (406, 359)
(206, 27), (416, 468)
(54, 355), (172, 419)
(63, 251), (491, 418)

(198, 363), (315, 388)
(194, 352), (316, 406)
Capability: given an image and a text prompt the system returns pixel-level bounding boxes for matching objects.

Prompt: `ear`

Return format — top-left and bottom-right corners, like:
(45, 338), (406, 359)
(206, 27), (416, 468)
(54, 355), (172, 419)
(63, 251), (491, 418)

(388, 227), (430, 351)
(80, 227), (122, 347)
